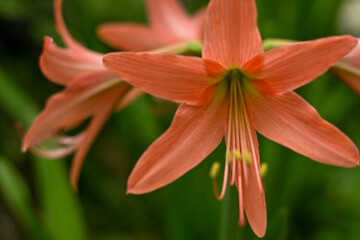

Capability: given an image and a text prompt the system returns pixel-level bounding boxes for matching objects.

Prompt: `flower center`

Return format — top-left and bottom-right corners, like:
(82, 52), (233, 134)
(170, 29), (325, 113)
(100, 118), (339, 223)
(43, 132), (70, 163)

(216, 68), (260, 226)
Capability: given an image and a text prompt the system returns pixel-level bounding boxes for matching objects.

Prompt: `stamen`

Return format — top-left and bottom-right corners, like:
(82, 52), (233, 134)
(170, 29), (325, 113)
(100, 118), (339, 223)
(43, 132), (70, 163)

(209, 160), (229, 200)
(209, 162), (221, 179)
(226, 151), (233, 164)
(243, 151), (252, 166)
(233, 150), (242, 161)
(260, 163), (268, 178)
(224, 68), (262, 227)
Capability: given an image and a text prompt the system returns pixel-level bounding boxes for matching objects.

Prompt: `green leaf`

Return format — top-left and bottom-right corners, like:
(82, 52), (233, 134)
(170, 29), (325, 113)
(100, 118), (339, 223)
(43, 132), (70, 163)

(0, 66), (88, 240)
(0, 156), (46, 239)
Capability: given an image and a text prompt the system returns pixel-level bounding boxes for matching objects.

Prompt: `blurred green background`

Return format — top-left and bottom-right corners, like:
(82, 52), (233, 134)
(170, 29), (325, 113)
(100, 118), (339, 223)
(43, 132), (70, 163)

(0, 0), (360, 239)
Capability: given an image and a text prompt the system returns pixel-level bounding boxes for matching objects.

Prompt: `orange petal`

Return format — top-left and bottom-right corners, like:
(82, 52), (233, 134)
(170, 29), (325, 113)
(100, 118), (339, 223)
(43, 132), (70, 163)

(147, 0), (199, 44)
(127, 102), (227, 194)
(23, 72), (123, 150)
(243, 130), (267, 238)
(54, 0), (102, 59)
(342, 38), (360, 66)
(70, 85), (125, 189)
(40, 37), (104, 86)
(247, 91), (359, 167)
(103, 52), (226, 106)
(97, 23), (164, 51)
(192, 7), (207, 35)
(202, 0), (263, 68)
(245, 36), (358, 95)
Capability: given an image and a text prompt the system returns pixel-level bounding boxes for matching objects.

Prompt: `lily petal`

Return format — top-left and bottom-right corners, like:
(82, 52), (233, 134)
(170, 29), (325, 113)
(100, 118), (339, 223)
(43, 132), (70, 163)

(54, 0), (102, 59)
(191, 7), (206, 40)
(147, 0), (198, 44)
(40, 37), (104, 86)
(103, 52), (226, 106)
(23, 72), (124, 150)
(97, 23), (164, 51)
(247, 91), (359, 167)
(243, 129), (267, 238)
(127, 101), (227, 194)
(202, 0), (262, 67)
(245, 36), (358, 95)
(70, 88), (123, 189)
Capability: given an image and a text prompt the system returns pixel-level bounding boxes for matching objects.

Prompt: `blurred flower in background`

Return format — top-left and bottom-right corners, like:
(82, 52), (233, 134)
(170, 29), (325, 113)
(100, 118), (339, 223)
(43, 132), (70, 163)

(338, 0), (360, 36)
(98, 0), (205, 51)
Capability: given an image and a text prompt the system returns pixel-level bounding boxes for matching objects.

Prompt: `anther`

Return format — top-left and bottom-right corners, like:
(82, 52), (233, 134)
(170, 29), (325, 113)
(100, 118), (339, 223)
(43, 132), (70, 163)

(243, 151), (252, 166)
(226, 151), (232, 164)
(260, 162), (268, 178)
(209, 162), (221, 179)
(233, 150), (242, 161)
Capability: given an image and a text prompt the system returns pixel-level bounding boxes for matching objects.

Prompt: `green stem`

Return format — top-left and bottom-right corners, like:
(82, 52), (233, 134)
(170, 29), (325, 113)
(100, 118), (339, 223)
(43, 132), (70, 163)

(219, 184), (231, 240)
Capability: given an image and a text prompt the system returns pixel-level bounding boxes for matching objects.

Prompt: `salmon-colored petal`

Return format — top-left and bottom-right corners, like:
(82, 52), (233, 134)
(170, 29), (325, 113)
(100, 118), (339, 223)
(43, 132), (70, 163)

(243, 130), (267, 238)
(245, 36), (358, 95)
(23, 72), (124, 150)
(147, 0), (198, 44)
(70, 85), (126, 189)
(202, 0), (262, 68)
(97, 23), (164, 51)
(343, 38), (360, 66)
(54, 0), (102, 60)
(127, 101), (227, 194)
(332, 70), (360, 95)
(247, 91), (359, 167)
(191, 7), (206, 42)
(103, 52), (226, 106)
(40, 37), (104, 86)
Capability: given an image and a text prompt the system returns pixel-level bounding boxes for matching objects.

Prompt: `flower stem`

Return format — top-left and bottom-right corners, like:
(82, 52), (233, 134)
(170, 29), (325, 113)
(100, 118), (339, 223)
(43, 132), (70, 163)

(219, 184), (231, 240)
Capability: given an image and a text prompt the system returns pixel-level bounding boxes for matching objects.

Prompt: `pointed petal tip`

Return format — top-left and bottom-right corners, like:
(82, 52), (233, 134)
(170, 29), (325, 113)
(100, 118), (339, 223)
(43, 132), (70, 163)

(340, 143), (359, 168)
(254, 228), (266, 238)
(343, 34), (359, 46)
(249, 214), (267, 238)
(126, 183), (151, 195)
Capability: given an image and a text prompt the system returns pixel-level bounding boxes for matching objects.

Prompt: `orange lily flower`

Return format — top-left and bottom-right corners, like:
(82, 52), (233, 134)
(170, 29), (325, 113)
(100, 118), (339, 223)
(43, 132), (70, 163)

(104, 0), (359, 236)
(332, 38), (360, 94)
(22, 0), (139, 189)
(97, 0), (205, 51)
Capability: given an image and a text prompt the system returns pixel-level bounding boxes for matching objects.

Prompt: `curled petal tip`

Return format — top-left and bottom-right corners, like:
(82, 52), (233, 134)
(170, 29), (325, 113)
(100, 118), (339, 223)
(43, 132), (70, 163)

(41, 37), (53, 55)
(43, 36), (54, 45)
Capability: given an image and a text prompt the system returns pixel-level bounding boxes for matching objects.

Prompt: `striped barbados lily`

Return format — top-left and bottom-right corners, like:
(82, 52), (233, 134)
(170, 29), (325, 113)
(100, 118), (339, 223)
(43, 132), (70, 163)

(22, 0), (139, 189)
(104, 0), (360, 237)
(332, 38), (360, 94)
(97, 0), (205, 51)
